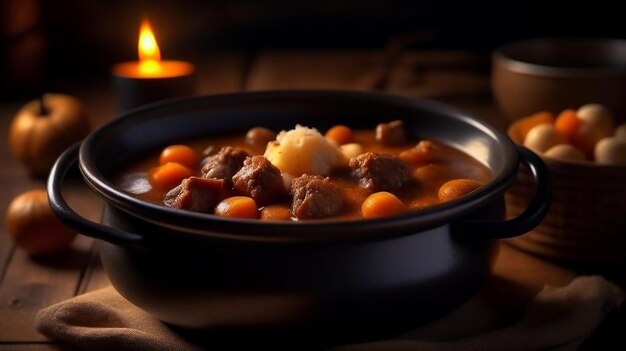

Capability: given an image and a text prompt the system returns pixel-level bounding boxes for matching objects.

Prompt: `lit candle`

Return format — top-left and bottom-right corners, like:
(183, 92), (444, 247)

(112, 20), (196, 111)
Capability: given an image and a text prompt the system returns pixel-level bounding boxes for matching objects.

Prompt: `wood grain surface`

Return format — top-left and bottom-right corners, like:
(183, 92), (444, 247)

(0, 53), (246, 349)
(0, 50), (622, 350)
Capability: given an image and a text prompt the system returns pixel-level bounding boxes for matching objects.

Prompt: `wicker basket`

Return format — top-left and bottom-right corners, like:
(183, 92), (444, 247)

(506, 124), (626, 265)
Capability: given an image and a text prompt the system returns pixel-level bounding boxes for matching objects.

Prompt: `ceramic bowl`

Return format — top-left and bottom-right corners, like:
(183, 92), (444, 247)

(492, 38), (626, 122)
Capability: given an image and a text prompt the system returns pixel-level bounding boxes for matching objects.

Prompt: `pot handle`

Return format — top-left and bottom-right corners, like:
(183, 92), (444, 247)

(455, 145), (551, 239)
(48, 143), (144, 247)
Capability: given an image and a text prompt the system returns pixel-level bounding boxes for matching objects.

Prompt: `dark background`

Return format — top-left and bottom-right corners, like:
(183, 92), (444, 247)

(2, 0), (625, 97)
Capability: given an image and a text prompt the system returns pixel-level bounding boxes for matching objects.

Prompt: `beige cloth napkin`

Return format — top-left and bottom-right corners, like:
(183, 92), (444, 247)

(36, 276), (622, 351)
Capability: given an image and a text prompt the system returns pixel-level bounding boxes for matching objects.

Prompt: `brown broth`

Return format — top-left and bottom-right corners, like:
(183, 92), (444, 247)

(113, 129), (493, 220)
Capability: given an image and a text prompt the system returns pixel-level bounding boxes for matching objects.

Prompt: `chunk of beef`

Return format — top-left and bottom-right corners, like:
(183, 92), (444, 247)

(164, 177), (225, 213)
(202, 145), (218, 157)
(398, 140), (439, 165)
(201, 146), (249, 183)
(291, 174), (344, 219)
(376, 120), (407, 145)
(232, 156), (287, 205)
(350, 152), (411, 191)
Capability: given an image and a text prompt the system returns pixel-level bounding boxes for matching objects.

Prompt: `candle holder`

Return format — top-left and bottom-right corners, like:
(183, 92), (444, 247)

(112, 20), (197, 111)
(112, 61), (196, 111)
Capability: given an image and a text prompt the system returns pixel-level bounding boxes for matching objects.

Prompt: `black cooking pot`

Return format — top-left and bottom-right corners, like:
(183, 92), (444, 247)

(48, 91), (550, 340)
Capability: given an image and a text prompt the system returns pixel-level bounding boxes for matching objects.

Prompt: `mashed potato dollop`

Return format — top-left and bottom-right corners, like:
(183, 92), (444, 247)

(264, 125), (348, 176)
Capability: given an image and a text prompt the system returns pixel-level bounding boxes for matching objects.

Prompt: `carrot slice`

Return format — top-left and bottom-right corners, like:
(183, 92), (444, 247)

(361, 192), (408, 219)
(510, 111), (555, 143)
(325, 125), (353, 145)
(149, 162), (192, 190)
(159, 145), (198, 167)
(215, 196), (259, 219)
(554, 109), (582, 143)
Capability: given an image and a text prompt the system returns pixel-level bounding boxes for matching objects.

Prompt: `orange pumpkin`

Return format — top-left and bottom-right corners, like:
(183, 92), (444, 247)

(9, 94), (91, 177)
(5, 190), (76, 256)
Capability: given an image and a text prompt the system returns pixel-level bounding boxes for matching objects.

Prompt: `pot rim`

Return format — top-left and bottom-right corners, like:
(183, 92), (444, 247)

(78, 90), (519, 243)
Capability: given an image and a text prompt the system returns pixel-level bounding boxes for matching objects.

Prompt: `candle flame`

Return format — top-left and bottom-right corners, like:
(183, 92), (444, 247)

(138, 20), (161, 75)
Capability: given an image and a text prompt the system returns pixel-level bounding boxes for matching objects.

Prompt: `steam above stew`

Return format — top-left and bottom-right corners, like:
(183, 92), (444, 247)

(114, 121), (492, 221)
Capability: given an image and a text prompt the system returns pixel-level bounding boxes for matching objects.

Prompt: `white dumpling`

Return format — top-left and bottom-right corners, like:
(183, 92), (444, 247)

(523, 124), (566, 153)
(577, 104), (614, 139)
(545, 144), (585, 162)
(264, 125), (348, 177)
(594, 137), (626, 165)
(615, 124), (626, 141)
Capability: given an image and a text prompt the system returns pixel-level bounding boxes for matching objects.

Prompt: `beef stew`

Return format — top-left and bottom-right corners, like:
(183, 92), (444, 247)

(114, 121), (492, 221)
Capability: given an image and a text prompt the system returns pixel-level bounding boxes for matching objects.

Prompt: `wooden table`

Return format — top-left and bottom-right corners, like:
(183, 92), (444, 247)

(0, 51), (623, 350)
